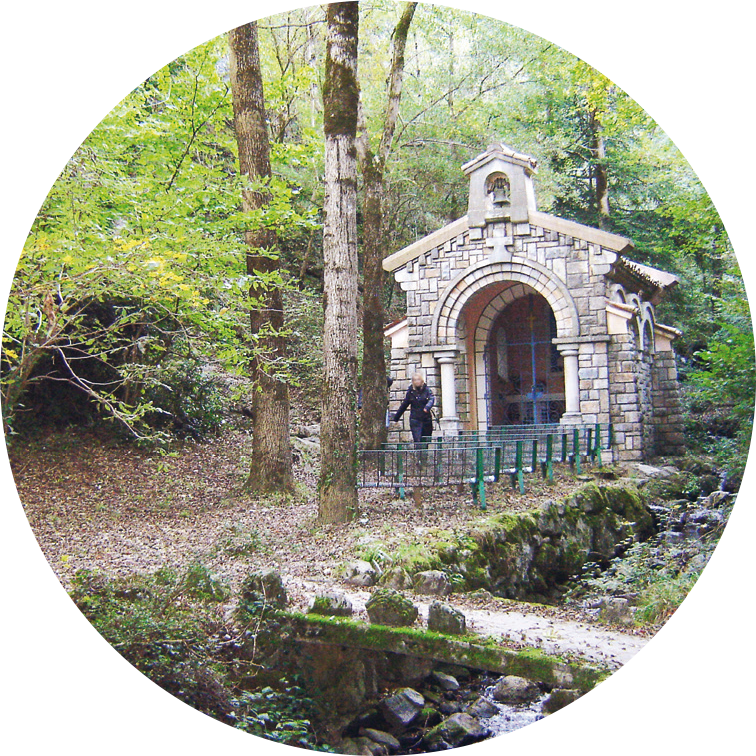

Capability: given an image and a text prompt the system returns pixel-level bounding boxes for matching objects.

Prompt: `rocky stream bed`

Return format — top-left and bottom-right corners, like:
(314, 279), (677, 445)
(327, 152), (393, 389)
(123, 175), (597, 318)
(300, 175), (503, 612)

(12, 426), (735, 751)
(340, 667), (569, 754)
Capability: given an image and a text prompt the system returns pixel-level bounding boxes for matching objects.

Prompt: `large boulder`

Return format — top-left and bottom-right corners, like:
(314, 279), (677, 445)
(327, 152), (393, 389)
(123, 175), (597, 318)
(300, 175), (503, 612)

(427, 601), (467, 635)
(308, 590), (353, 617)
(413, 570), (452, 596)
(633, 463), (676, 479)
(357, 738), (388, 756)
(378, 688), (425, 729)
(293, 423), (321, 438)
(382, 566), (413, 590)
(239, 568), (287, 609)
(430, 670), (460, 691)
(423, 713), (489, 750)
(344, 560), (380, 587)
(339, 737), (376, 756)
(439, 700), (462, 716)
(491, 675), (541, 704)
(700, 490), (730, 509)
(465, 696), (499, 719)
(366, 588), (418, 627)
(542, 688), (583, 714)
(596, 596), (635, 626)
(439, 664), (471, 682)
(359, 729), (400, 752)
(681, 505), (725, 538)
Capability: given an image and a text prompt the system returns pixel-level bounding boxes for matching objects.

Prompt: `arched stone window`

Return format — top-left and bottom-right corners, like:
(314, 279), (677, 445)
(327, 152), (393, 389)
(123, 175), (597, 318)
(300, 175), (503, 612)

(641, 319), (655, 355)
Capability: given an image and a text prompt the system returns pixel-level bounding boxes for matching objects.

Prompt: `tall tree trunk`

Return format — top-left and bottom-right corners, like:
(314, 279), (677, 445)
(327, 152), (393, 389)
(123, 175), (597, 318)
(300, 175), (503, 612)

(710, 226), (723, 318)
(318, 2), (360, 523)
(588, 110), (610, 231)
(358, 2), (417, 451)
(359, 162), (388, 451)
(228, 22), (294, 495)
(306, 11), (319, 129)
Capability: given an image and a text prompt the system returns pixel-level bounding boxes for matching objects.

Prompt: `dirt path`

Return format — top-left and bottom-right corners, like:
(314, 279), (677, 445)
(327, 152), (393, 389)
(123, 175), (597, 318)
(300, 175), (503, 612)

(11, 427), (648, 671)
(285, 578), (645, 670)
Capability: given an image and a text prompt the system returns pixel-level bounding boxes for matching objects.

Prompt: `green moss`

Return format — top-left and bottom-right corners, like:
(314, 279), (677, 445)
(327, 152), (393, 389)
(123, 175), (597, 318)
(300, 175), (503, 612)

(365, 587), (418, 626)
(275, 612), (606, 692)
(348, 482), (654, 603)
(311, 596), (329, 612)
(460, 565), (489, 589)
(644, 472), (700, 502)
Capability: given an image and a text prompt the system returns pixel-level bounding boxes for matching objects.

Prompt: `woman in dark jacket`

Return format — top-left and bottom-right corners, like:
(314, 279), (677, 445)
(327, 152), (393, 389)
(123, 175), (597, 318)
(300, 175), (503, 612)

(392, 372), (435, 445)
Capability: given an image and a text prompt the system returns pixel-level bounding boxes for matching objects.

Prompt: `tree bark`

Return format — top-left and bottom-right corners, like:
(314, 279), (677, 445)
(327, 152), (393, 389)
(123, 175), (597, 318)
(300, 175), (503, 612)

(588, 109), (611, 231)
(228, 22), (294, 495)
(318, 2), (360, 523)
(357, 2), (416, 451)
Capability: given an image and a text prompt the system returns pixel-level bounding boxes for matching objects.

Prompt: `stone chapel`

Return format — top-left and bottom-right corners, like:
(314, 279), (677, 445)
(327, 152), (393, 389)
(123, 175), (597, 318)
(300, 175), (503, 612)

(384, 143), (685, 462)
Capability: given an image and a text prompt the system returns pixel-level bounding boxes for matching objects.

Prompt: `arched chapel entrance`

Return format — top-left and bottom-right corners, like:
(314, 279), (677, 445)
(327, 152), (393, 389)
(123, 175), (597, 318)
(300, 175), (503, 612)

(486, 293), (565, 425)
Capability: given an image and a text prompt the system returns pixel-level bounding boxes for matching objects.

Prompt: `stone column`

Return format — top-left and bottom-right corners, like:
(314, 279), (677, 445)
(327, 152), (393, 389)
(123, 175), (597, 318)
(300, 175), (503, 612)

(558, 345), (581, 424)
(436, 354), (460, 435)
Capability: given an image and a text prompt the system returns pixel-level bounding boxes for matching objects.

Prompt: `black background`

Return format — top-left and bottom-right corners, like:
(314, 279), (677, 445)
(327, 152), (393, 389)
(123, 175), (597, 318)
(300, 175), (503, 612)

(0, 0), (740, 749)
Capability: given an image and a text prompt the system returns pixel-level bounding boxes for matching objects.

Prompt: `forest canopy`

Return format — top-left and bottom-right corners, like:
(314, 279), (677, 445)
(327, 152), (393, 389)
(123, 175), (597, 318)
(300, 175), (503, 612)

(2, 1), (751, 473)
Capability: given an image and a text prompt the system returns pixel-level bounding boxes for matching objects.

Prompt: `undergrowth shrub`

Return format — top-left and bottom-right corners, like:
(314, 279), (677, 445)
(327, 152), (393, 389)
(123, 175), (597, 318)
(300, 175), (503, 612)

(71, 566), (233, 721)
(70, 565), (330, 748)
(634, 572), (701, 625)
(234, 679), (331, 749)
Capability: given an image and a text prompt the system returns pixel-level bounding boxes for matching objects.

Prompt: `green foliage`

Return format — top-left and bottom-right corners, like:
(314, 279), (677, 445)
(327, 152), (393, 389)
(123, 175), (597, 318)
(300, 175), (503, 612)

(685, 293), (755, 480)
(233, 680), (332, 750)
(5, 1), (752, 449)
(70, 565), (233, 719)
(634, 572), (700, 625)
(3, 36), (318, 440)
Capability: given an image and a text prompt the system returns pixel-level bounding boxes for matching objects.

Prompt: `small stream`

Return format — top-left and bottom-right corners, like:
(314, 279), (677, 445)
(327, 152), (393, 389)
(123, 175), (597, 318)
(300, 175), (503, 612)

(343, 669), (553, 754)
(482, 684), (547, 736)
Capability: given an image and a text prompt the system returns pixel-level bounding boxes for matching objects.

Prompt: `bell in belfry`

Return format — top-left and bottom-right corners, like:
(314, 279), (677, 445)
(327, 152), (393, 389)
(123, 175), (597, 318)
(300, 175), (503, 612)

(489, 175), (510, 205)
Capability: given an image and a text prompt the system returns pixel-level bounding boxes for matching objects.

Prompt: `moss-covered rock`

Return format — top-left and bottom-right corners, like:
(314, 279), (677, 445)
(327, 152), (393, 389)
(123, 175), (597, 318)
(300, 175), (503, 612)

(423, 712), (489, 749)
(413, 570), (452, 596)
(644, 471), (702, 502)
(239, 567), (287, 609)
(309, 590), (353, 617)
(356, 484), (655, 604)
(542, 688), (583, 714)
(380, 566), (413, 590)
(427, 601), (466, 635)
(365, 588), (419, 627)
(378, 687), (424, 729)
(491, 674), (541, 703)
(276, 612), (607, 692)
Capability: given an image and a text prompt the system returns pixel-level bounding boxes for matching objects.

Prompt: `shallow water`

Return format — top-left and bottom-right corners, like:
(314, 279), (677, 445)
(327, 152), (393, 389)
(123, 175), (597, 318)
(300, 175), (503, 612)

(483, 686), (548, 737)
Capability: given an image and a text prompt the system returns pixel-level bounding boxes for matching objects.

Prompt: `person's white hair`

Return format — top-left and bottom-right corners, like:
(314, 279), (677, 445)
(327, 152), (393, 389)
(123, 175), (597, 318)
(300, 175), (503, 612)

(412, 371), (425, 383)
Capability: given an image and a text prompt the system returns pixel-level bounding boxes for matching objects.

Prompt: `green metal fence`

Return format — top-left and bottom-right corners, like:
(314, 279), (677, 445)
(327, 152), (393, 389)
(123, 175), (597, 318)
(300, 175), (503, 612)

(356, 423), (612, 509)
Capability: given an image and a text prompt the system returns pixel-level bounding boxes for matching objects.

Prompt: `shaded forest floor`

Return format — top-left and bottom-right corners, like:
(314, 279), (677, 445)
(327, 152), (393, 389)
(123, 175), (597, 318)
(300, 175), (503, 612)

(11, 425), (650, 668)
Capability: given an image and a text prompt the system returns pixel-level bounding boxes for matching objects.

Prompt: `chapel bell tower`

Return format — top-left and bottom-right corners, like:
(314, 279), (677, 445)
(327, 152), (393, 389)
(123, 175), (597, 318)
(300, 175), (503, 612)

(463, 143), (538, 227)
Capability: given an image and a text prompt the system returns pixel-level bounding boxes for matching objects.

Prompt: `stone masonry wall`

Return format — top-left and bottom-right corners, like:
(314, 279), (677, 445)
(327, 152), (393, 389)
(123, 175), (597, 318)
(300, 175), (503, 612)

(607, 329), (655, 462)
(652, 351), (686, 455)
(388, 218), (619, 440)
(639, 349), (655, 453)
(394, 219), (616, 349)
(387, 216), (682, 462)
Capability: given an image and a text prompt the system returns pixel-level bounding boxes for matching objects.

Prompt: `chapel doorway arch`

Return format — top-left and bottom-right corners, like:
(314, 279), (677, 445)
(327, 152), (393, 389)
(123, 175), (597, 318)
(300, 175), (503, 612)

(485, 292), (565, 425)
